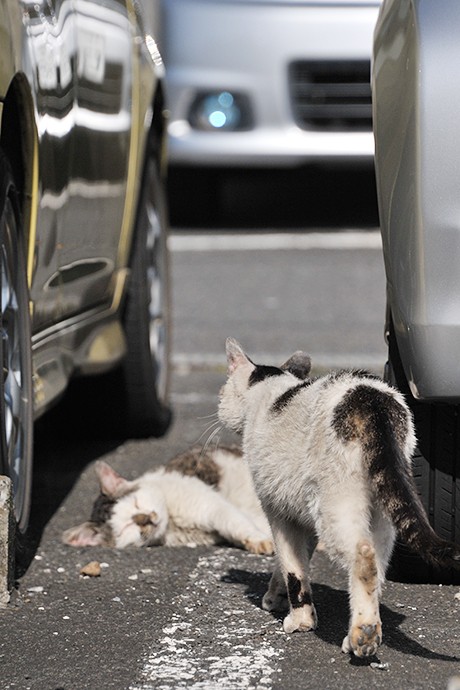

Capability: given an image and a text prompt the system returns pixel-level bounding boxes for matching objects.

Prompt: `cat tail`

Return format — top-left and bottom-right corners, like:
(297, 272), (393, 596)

(334, 385), (460, 570)
(369, 440), (460, 570)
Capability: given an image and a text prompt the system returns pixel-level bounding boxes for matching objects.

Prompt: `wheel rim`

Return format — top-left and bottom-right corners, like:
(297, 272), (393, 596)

(1, 197), (32, 529)
(145, 167), (169, 405)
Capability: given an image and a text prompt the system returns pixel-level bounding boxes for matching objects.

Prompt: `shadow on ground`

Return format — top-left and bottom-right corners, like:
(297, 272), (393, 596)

(223, 568), (460, 664)
(17, 375), (132, 575)
(168, 164), (378, 229)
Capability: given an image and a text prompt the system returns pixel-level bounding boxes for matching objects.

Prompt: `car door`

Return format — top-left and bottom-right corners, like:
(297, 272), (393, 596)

(54, 0), (133, 320)
(22, 0), (76, 331)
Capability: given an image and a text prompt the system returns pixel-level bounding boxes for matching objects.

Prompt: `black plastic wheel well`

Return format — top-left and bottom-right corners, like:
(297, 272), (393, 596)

(149, 83), (167, 172)
(1, 78), (39, 270)
(0, 86), (25, 191)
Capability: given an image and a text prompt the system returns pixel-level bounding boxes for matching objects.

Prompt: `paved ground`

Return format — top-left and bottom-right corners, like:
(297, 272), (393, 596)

(0, 369), (459, 690)
(1, 229), (460, 689)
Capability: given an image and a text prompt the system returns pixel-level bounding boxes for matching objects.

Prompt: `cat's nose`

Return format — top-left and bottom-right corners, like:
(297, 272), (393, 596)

(133, 512), (158, 527)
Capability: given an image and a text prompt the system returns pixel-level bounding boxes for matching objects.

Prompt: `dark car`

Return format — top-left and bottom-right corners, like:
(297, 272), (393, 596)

(0, 0), (171, 538)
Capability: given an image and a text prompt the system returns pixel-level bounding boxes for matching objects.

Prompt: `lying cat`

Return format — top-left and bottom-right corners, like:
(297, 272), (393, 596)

(62, 445), (273, 555)
(218, 338), (460, 658)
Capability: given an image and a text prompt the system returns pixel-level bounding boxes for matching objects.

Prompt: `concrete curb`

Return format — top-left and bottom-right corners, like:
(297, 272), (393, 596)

(0, 476), (14, 607)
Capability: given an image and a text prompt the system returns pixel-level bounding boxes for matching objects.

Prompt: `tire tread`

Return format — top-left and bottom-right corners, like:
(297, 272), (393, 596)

(388, 324), (460, 583)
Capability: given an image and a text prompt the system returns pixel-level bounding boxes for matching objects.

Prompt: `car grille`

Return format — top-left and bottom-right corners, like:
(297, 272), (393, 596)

(289, 61), (372, 131)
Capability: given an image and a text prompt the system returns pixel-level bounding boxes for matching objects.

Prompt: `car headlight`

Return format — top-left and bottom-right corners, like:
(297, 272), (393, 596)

(188, 91), (253, 131)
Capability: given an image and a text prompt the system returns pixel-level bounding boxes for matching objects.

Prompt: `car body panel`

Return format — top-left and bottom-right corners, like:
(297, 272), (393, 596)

(373, 0), (460, 400)
(0, 0), (166, 418)
(162, 0), (381, 167)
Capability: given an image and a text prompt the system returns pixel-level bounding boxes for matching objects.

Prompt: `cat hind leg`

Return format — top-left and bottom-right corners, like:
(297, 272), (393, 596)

(242, 536), (274, 555)
(200, 491), (274, 554)
(342, 539), (382, 658)
(283, 571), (317, 633)
(262, 566), (288, 612)
(269, 519), (317, 633)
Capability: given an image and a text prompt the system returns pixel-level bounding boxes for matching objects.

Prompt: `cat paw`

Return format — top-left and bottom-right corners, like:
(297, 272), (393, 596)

(262, 589), (288, 613)
(282, 605), (317, 633)
(243, 537), (274, 555)
(341, 622), (382, 657)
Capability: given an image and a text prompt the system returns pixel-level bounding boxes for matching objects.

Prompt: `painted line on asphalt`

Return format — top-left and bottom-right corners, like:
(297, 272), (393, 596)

(170, 391), (219, 405)
(170, 352), (386, 406)
(169, 230), (382, 252)
(130, 550), (281, 690)
(172, 352), (385, 375)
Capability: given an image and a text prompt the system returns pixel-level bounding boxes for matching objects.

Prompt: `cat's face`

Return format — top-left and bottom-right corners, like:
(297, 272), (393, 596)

(62, 461), (169, 549)
(218, 338), (312, 432)
(109, 484), (168, 548)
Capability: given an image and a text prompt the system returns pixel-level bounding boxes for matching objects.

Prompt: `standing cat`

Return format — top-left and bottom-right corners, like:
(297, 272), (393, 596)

(62, 445), (273, 555)
(218, 338), (460, 658)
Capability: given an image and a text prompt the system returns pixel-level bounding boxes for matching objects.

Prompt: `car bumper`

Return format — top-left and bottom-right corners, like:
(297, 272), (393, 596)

(168, 123), (376, 167)
(163, 0), (381, 167)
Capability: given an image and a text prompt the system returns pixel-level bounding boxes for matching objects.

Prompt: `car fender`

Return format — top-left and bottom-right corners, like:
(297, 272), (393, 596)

(373, 0), (460, 400)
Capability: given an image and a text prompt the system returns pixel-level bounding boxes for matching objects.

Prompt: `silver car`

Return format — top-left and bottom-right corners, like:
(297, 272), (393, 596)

(373, 0), (460, 583)
(0, 1), (171, 538)
(162, 0), (382, 168)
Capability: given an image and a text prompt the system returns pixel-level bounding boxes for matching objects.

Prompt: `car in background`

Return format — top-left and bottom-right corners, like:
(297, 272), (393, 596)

(0, 0), (171, 539)
(373, 0), (460, 583)
(161, 0), (382, 169)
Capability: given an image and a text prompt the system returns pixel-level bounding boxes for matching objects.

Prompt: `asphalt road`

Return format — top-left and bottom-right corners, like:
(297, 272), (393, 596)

(169, 229), (386, 373)
(1, 207), (460, 688)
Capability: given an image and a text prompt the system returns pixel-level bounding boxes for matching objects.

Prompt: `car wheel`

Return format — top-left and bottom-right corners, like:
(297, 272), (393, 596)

(117, 152), (172, 438)
(0, 150), (34, 534)
(386, 320), (460, 584)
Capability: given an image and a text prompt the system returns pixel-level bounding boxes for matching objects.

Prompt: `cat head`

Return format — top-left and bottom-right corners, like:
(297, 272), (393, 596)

(62, 461), (169, 549)
(218, 338), (311, 432)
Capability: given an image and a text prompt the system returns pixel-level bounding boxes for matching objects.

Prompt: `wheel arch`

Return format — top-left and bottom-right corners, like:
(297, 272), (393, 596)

(0, 75), (38, 284)
(150, 81), (168, 179)
(120, 79), (168, 277)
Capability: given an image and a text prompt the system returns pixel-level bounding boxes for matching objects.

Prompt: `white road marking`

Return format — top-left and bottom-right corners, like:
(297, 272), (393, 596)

(170, 391), (219, 406)
(169, 230), (382, 252)
(172, 352), (385, 375)
(130, 551), (281, 690)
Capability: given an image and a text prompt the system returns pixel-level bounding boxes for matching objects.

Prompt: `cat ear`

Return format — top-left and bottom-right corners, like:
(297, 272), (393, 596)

(62, 522), (108, 547)
(281, 351), (312, 380)
(95, 460), (130, 498)
(225, 338), (252, 375)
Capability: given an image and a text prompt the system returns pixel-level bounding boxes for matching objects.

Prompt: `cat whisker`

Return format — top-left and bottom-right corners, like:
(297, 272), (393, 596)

(197, 411), (219, 420)
(202, 424), (223, 455)
(194, 418), (221, 445)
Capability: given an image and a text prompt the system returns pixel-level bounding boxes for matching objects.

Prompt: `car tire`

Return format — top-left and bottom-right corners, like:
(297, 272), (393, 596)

(386, 320), (460, 584)
(0, 149), (34, 535)
(115, 151), (172, 438)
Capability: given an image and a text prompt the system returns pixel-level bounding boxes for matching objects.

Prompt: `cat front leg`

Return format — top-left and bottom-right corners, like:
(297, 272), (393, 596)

(342, 539), (382, 658)
(269, 518), (317, 633)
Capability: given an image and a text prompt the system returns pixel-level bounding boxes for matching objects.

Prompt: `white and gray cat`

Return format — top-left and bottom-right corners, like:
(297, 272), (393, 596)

(218, 338), (460, 658)
(62, 445), (273, 555)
